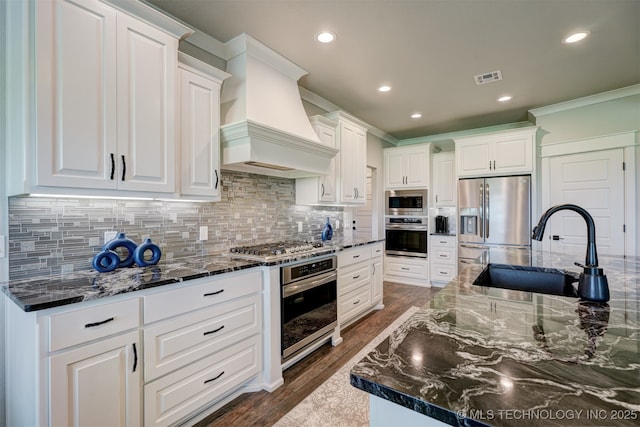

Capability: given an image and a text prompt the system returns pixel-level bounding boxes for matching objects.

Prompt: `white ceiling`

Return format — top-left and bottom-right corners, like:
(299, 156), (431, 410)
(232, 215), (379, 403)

(145, 0), (640, 140)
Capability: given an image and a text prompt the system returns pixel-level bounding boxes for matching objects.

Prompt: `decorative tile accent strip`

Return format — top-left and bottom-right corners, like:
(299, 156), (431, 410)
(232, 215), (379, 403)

(8, 171), (343, 279)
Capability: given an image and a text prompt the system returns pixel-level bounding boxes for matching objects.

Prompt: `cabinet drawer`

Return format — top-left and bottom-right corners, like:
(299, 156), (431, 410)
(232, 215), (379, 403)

(431, 263), (456, 282)
(339, 285), (371, 324)
(431, 247), (456, 264)
(49, 298), (140, 352)
(430, 236), (456, 248)
(338, 263), (371, 295)
(385, 258), (428, 278)
(144, 294), (261, 381)
(338, 245), (371, 268)
(144, 270), (261, 324)
(144, 335), (261, 427)
(370, 242), (384, 259)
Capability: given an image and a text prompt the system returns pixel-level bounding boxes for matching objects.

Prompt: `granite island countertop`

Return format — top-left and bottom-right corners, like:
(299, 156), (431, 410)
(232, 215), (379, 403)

(1, 236), (383, 312)
(351, 248), (640, 426)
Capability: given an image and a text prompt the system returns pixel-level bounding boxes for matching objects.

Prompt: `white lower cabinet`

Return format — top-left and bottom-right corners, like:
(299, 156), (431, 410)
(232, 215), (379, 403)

(4, 269), (263, 427)
(337, 242), (384, 327)
(429, 235), (457, 286)
(142, 271), (263, 426)
(144, 335), (261, 426)
(384, 256), (430, 287)
(50, 330), (141, 427)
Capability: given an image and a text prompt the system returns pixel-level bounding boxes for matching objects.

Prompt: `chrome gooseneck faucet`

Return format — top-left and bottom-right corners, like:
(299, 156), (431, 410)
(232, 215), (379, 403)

(532, 204), (609, 302)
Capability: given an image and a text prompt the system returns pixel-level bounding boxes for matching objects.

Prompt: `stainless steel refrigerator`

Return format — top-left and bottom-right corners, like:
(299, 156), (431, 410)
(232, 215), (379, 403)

(458, 175), (531, 271)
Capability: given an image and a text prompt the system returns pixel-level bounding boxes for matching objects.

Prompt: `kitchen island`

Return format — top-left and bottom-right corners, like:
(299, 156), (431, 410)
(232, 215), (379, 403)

(351, 248), (639, 426)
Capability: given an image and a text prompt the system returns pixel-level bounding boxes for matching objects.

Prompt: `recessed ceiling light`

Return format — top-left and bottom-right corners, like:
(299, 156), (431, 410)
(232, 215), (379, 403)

(563, 31), (590, 44)
(316, 31), (336, 43)
(498, 95), (512, 102)
(378, 85), (391, 93)
(411, 113), (422, 119)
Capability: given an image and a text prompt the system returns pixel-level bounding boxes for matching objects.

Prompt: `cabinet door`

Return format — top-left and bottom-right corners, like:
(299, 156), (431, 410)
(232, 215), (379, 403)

(315, 123), (337, 202)
(353, 127), (367, 203)
(50, 331), (141, 427)
(494, 137), (532, 173)
(116, 13), (177, 192)
(339, 123), (359, 203)
(404, 147), (428, 187)
(433, 152), (456, 206)
(384, 150), (406, 188)
(179, 68), (222, 198)
(36, 0), (118, 189)
(456, 141), (491, 177)
(372, 258), (383, 303)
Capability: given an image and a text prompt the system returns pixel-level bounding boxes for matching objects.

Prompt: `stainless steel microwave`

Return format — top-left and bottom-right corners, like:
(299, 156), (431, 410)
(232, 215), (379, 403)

(385, 189), (428, 216)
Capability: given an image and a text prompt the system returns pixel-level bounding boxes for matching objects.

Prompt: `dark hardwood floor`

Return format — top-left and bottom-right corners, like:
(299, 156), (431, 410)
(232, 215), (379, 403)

(195, 281), (440, 427)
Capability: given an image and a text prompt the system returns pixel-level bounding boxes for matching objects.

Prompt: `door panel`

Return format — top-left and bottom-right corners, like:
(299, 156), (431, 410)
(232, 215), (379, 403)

(548, 149), (625, 256)
(485, 176), (530, 246)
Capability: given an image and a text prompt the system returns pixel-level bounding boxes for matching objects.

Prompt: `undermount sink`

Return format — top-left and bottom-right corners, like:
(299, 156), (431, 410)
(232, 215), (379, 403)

(473, 263), (579, 297)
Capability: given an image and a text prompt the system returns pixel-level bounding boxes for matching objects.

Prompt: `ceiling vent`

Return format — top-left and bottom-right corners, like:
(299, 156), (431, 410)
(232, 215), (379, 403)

(474, 70), (503, 85)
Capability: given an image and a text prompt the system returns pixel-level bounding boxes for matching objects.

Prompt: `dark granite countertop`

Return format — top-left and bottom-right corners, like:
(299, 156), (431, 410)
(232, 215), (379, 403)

(351, 248), (640, 426)
(1, 237), (384, 312)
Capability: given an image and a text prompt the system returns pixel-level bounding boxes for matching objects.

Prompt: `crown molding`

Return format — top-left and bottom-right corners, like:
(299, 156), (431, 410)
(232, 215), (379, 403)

(530, 84), (640, 118)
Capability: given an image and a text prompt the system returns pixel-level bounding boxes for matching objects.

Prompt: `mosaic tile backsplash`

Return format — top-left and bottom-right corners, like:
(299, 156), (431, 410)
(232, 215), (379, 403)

(8, 171), (344, 279)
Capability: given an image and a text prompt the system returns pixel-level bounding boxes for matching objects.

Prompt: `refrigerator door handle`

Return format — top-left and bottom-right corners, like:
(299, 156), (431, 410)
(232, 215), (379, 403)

(479, 183), (484, 238)
(485, 183), (490, 239)
(459, 243), (487, 249)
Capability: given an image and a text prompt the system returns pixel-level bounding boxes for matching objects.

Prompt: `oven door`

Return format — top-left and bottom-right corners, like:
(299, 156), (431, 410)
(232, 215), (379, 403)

(281, 271), (337, 360)
(385, 225), (428, 257)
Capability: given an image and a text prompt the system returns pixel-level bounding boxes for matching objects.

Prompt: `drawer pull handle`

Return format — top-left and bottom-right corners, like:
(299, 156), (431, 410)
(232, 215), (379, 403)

(353, 255), (360, 259)
(353, 300), (360, 305)
(439, 254), (447, 257)
(204, 325), (225, 336)
(204, 371), (225, 384)
(440, 241), (447, 244)
(84, 317), (114, 328)
(132, 343), (138, 373)
(204, 289), (224, 297)
(353, 275), (360, 279)
(440, 271), (449, 275)
(401, 267), (410, 271)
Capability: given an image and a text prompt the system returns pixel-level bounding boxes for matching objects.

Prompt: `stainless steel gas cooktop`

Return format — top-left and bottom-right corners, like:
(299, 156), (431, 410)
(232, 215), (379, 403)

(229, 241), (331, 262)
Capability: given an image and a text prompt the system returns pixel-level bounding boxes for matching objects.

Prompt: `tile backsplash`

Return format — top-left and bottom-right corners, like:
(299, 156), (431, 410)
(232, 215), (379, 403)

(8, 171), (343, 279)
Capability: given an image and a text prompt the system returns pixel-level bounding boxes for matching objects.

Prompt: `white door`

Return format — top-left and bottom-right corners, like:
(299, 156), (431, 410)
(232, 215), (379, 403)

(355, 170), (373, 238)
(179, 67), (221, 198)
(547, 149), (625, 257)
(36, 0), (118, 189)
(116, 13), (177, 192)
(50, 331), (141, 427)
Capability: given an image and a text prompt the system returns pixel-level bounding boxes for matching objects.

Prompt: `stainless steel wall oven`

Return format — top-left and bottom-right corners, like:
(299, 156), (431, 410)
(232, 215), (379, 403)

(281, 256), (337, 361)
(385, 216), (428, 257)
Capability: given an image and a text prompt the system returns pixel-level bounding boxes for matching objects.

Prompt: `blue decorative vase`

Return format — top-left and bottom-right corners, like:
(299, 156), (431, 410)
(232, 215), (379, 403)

(133, 238), (162, 267)
(103, 232), (138, 268)
(92, 249), (120, 273)
(321, 217), (333, 241)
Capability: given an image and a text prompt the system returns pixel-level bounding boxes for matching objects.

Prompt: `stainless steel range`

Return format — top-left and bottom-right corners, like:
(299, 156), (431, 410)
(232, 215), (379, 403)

(229, 240), (331, 262)
(229, 241), (338, 363)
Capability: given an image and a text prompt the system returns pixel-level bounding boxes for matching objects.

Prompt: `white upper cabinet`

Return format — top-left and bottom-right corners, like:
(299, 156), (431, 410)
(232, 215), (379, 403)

(326, 112), (368, 204)
(454, 127), (538, 177)
(295, 116), (338, 204)
(115, 13), (178, 193)
(178, 54), (230, 200)
(8, 0), (192, 196)
(384, 145), (429, 189)
(432, 152), (456, 207)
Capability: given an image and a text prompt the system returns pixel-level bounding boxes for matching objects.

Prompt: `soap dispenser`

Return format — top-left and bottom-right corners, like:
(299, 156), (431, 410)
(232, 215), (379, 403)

(321, 217), (333, 241)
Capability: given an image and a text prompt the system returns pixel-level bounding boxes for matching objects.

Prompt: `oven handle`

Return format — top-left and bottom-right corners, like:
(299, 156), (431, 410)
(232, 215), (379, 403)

(282, 271), (337, 298)
(385, 224), (428, 231)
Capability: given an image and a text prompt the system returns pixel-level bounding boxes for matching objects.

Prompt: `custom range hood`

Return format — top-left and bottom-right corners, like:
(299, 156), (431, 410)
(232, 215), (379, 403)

(220, 34), (338, 178)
